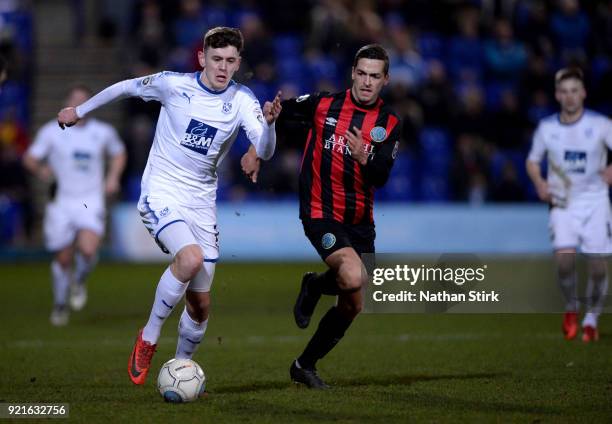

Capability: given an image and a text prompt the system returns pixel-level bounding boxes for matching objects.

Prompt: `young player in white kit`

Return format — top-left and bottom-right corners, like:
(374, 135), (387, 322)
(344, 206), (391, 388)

(24, 85), (126, 326)
(526, 67), (612, 342)
(57, 27), (281, 385)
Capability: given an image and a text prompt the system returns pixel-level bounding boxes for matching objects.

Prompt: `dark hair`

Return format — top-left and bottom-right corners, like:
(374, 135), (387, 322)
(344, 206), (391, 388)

(0, 55), (6, 73)
(353, 44), (389, 75)
(555, 67), (584, 86)
(204, 27), (244, 53)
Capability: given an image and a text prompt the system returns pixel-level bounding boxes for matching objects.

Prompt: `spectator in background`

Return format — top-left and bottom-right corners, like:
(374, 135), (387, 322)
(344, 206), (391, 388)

(173, 0), (206, 49)
(486, 90), (529, 150)
(131, 0), (167, 72)
(450, 133), (489, 202)
(386, 19), (427, 93)
(490, 160), (526, 202)
(484, 19), (528, 82)
(550, 0), (591, 63)
(447, 5), (484, 83)
(307, 0), (351, 60)
(514, 0), (554, 58)
(238, 11), (275, 86)
(451, 84), (488, 138)
(418, 60), (454, 128)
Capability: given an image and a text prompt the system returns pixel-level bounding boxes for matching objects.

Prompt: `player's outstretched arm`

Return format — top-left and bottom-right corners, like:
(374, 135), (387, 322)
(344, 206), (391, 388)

(57, 77), (153, 130)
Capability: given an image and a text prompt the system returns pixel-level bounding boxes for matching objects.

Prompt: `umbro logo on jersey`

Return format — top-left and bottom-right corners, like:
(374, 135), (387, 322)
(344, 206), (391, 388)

(182, 92), (194, 103)
(325, 117), (337, 127)
(181, 119), (218, 155)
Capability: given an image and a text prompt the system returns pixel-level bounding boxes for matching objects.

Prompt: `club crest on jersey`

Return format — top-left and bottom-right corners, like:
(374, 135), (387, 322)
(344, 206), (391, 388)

(181, 119), (218, 155)
(321, 233), (336, 250)
(370, 126), (387, 143)
(222, 102), (232, 114)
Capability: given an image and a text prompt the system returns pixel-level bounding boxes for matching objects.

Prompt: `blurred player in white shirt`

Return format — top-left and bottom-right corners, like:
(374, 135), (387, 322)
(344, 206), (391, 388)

(24, 85), (127, 326)
(526, 67), (612, 342)
(57, 27), (281, 385)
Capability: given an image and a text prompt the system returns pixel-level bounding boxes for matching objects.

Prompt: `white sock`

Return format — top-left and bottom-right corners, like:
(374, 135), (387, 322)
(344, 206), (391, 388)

(583, 274), (608, 328)
(51, 261), (71, 307)
(142, 267), (188, 344)
(582, 312), (598, 328)
(74, 252), (97, 286)
(175, 307), (208, 359)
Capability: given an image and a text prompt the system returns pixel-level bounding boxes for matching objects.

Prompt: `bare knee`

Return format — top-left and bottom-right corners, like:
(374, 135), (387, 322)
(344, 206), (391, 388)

(173, 245), (203, 282)
(76, 231), (100, 259)
(337, 263), (367, 292)
(55, 248), (73, 268)
(186, 291), (210, 322)
(326, 249), (367, 292)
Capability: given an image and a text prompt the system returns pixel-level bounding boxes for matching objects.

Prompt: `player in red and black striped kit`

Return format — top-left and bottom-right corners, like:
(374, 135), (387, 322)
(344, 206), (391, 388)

(242, 44), (401, 389)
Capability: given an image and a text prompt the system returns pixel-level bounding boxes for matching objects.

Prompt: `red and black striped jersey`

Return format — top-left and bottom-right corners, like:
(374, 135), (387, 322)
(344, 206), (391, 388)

(277, 89), (401, 225)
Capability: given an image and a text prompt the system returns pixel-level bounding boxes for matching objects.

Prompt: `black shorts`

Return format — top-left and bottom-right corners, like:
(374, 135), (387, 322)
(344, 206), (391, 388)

(302, 218), (375, 260)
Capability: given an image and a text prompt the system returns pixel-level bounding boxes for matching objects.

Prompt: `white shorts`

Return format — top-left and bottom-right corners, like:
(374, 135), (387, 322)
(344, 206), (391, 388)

(549, 199), (612, 254)
(44, 200), (105, 251)
(137, 195), (219, 292)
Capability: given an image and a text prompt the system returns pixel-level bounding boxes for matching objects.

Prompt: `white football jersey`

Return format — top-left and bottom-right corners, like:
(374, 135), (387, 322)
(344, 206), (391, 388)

(131, 71), (269, 207)
(528, 110), (612, 203)
(28, 118), (125, 204)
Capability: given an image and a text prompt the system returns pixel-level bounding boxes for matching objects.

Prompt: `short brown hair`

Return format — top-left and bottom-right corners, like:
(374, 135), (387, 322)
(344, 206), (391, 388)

(353, 44), (390, 75)
(204, 27), (244, 53)
(554, 67), (584, 86)
(68, 83), (93, 97)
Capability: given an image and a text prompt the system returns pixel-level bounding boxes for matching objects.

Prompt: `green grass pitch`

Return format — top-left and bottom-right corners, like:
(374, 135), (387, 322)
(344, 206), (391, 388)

(0, 261), (610, 423)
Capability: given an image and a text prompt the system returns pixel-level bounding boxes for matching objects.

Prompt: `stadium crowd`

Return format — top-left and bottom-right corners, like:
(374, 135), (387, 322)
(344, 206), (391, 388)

(1, 0), (612, 245)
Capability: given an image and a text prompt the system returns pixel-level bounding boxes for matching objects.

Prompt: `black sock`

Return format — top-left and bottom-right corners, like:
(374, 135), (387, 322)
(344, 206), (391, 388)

(297, 306), (353, 369)
(310, 270), (339, 295)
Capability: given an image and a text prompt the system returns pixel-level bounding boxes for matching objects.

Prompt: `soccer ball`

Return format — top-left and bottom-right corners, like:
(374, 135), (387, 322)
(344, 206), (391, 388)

(157, 358), (206, 403)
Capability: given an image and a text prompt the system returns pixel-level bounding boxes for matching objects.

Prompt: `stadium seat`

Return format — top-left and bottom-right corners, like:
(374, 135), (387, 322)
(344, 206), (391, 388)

(273, 34), (303, 59)
(376, 152), (417, 201)
(419, 127), (451, 175)
(484, 81), (516, 110)
(418, 32), (445, 60)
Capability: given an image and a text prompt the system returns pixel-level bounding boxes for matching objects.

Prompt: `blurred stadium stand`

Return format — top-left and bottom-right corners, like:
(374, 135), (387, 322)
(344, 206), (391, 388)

(1, 0), (611, 250)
